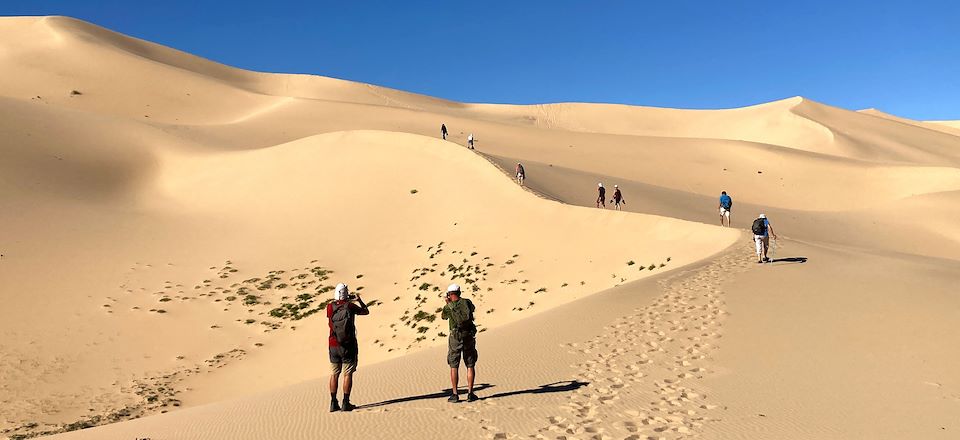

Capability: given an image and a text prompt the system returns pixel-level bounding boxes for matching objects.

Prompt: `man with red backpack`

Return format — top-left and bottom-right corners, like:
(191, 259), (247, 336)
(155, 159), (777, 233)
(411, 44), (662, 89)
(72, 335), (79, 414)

(327, 283), (370, 412)
(441, 284), (479, 402)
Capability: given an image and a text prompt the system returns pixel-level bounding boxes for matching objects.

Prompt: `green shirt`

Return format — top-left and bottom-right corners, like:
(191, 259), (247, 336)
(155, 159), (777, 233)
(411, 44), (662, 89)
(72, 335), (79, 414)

(441, 298), (476, 333)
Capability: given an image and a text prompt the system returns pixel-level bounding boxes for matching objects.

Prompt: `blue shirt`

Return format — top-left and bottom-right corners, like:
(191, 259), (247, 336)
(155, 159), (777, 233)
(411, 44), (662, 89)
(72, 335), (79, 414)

(719, 194), (732, 209)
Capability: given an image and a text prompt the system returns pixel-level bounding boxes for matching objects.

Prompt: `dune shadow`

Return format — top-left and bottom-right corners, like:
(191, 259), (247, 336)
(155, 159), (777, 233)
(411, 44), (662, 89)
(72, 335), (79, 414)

(770, 256), (808, 264)
(480, 380), (589, 401)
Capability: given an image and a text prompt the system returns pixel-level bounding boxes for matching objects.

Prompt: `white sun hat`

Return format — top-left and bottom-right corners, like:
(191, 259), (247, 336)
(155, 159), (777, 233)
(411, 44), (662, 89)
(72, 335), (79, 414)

(446, 283), (461, 293)
(335, 283), (349, 300)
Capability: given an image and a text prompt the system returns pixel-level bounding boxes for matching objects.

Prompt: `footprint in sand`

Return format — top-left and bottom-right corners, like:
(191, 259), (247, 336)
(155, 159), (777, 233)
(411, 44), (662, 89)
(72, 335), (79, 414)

(479, 243), (755, 439)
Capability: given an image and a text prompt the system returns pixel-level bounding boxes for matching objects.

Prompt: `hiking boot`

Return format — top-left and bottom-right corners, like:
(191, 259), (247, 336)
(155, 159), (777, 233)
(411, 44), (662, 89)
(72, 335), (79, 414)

(330, 399), (341, 412)
(447, 393), (459, 403)
(341, 401), (355, 412)
(466, 392), (479, 402)
(763, 257), (771, 263)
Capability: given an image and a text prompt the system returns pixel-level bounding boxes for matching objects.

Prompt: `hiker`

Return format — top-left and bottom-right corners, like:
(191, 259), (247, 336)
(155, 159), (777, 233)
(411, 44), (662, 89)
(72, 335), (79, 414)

(719, 191), (733, 227)
(516, 162), (526, 186)
(327, 283), (370, 412)
(612, 185), (625, 211)
(467, 133), (475, 149)
(441, 124), (448, 140)
(596, 183), (606, 208)
(441, 284), (479, 402)
(751, 214), (778, 263)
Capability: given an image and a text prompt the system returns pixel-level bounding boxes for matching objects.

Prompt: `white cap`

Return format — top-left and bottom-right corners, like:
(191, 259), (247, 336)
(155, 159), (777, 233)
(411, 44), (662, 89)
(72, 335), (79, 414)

(446, 283), (461, 293)
(598, 182), (603, 187)
(614, 184), (618, 188)
(335, 283), (349, 300)
(759, 213), (766, 219)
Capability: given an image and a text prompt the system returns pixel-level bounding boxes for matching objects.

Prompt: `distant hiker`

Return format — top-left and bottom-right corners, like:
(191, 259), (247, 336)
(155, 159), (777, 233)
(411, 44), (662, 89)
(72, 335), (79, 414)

(612, 185), (625, 211)
(516, 162), (526, 186)
(327, 283), (370, 412)
(751, 214), (778, 263)
(442, 284), (479, 402)
(596, 183), (606, 208)
(467, 133), (475, 149)
(719, 191), (733, 227)
(441, 124), (448, 140)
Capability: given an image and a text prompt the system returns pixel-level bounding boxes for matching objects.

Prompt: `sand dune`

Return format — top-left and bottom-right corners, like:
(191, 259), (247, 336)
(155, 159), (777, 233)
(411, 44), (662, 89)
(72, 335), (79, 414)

(1, 15), (958, 440)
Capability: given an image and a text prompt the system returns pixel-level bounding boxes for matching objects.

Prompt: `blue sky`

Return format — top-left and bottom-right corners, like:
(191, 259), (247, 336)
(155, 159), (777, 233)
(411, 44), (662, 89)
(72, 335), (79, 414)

(4, 1), (959, 119)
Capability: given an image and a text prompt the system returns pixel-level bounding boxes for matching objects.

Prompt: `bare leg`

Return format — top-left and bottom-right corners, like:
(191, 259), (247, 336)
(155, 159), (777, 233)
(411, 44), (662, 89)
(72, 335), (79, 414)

(466, 367), (475, 394)
(762, 236), (770, 260)
(450, 367), (459, 395)
(342, 371), (353, 395)
(329, 372), (339, 395)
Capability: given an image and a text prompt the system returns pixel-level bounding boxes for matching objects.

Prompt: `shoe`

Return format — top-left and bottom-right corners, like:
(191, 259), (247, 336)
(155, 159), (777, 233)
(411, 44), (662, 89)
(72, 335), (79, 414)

(757, 259), (763, 264)
(763, 257), (771, 263)
(447, 393), (459, 403)
(341, 401), (355, 412)
(330, 400), (341, 412)
(466, 393), (479, 402)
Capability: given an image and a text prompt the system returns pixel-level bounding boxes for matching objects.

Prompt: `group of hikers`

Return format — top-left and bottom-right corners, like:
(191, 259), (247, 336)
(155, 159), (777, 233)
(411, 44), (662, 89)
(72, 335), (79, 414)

(717, 191), (779, 263)
(327, 283), (479, 412)
(441, 123), (778, 263)
(440, 124), (474, 150)
(595, 183), (626, 210)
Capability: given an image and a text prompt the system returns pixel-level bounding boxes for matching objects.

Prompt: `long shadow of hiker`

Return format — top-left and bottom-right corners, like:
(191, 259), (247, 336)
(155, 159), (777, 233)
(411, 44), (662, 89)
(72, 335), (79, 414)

(479, 380), (589, 401)
(770, 257), (808, 264)
(359, 380), (588, 409)
(359, 384), (495, 409)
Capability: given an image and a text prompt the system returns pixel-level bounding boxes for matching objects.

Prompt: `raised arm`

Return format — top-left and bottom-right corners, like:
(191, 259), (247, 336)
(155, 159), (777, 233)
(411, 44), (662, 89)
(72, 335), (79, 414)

(353, 296), (370, 315)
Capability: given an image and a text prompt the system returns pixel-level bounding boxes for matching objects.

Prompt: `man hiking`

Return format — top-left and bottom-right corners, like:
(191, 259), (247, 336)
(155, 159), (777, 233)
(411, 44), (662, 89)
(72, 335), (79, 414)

(467, 133), (475, 149)
(751, 214), (778, 263)
(719, 191), (733, 227)
(327, 283), (370, 412)
(441, 123), (448, 140)
(516, 162), (526, 186)
(596, 183), (606, 208)
(441, 284), (479, 402)
(612, 185), (625, 211)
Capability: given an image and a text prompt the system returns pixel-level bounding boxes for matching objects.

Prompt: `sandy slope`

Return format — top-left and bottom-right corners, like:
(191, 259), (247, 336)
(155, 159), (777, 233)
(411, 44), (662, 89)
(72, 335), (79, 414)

(1, 15), (959, 440)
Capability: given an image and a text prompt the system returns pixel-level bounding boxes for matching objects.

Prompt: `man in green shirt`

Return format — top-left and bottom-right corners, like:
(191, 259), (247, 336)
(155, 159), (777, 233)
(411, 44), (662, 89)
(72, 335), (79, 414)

(441, 283), (479, 402)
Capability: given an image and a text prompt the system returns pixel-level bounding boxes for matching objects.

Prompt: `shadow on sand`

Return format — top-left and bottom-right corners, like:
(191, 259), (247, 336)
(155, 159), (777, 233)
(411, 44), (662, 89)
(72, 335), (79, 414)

(770, 257), (808, 264)
(359, 380), (588, 409)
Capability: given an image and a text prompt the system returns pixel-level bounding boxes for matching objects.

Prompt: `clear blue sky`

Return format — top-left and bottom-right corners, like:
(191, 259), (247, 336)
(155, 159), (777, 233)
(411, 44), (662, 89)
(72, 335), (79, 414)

(4, 1), (959, 119)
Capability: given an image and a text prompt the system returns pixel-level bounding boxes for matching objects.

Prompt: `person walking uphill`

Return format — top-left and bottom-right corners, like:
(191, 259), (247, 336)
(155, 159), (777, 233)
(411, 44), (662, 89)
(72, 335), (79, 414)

(516, 162), (526, 186)
(327, 283), (370, 412)
(719, 191), (733, 227)
(467, 133), (475, 149)
(612, 185), (625, 211)
(441, 284), (479, 402)
(596, 183), (606, 208)
(751, 214), (778, 263)
(441, 123), (448, 140)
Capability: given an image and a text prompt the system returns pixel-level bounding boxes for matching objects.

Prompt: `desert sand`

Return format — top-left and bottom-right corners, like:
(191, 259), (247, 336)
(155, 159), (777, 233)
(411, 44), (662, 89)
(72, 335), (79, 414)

(1, 16), (958, 440)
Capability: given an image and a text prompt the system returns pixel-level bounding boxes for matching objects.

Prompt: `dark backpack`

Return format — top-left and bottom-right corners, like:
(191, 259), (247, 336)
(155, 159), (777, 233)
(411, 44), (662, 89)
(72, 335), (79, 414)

(751, 218), (767, 235)
(449, 300), (475, 334)
(331, 302), (354, 344)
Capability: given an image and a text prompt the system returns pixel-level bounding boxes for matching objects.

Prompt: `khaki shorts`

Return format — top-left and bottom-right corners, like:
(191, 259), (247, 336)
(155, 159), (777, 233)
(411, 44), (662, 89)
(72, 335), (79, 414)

(448, 331), (478, 368)
(330, 346), (358, 375)
(331, 360), (358, 375)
